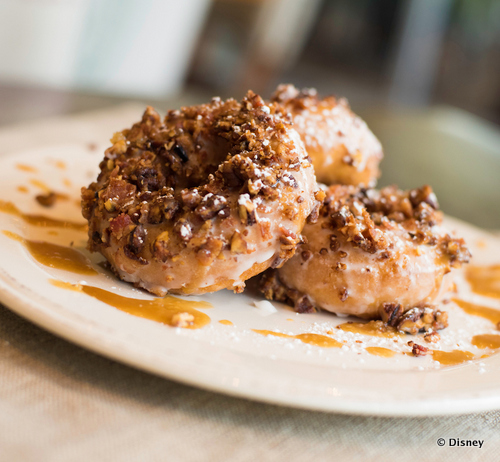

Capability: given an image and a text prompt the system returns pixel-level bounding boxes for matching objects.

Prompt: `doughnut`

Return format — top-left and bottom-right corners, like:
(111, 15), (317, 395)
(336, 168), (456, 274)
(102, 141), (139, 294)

(270, 84), (383, 187)
(260, 184), (471, 332)
(81, 91), (320, 296)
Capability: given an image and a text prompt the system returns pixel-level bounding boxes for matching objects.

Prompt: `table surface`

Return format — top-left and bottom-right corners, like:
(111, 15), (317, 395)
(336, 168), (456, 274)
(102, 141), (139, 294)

(0, 84), (499, 462)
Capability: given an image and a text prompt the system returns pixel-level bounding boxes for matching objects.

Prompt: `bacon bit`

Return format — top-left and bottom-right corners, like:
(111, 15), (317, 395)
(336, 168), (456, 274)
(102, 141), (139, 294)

(109, 213), (134, 239)
(101, 178), (136, 211)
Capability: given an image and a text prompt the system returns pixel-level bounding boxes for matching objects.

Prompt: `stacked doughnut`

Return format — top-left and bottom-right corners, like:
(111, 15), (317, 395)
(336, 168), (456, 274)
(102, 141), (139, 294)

(82, 84), (470, 330)
(82, 91), (320, 296)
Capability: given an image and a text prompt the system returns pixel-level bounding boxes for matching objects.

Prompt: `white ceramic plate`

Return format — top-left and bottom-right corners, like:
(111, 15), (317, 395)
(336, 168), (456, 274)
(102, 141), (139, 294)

(1, 143), (500, 417)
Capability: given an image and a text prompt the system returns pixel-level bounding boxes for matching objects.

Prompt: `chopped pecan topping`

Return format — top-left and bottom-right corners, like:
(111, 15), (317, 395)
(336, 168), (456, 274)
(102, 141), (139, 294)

(259, 270), (316, 313)
(195, 194), (227, 221)
(308, 184), (470, 270)
(329, 234), (340, 251)
(238, 194), (257, 225)
(380, 303), (448, 334)
(128, 224), (147, 254)
(175, 221), (192, 242)
(441, 235), (471, 268)
(338, 288), (349, 302)
(181, 189), (201, 209)
(197, 237), (224, 265)
(124, 244), (148, 265)
(380, 303), (404, 327)
(153, 231), (170, 262)
(411, 343), (430, 357)
(132, 166), (164, 192)
(81, 89), (316, 294)
(230, 230), (248, 254)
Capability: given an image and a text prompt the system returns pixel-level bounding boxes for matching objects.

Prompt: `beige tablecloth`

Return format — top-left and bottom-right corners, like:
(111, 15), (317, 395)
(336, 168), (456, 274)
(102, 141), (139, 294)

(0, 107), (499, 462)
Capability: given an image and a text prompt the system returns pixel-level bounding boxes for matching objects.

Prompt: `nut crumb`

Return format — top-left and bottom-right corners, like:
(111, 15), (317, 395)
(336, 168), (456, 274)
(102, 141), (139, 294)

(36, 192), (57, 207)
(412, 343), (430, 356)
(424, 331), (440, 343)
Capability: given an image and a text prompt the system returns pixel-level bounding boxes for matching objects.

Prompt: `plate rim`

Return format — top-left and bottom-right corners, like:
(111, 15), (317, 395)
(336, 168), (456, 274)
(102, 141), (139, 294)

(2, 269), (500, 418)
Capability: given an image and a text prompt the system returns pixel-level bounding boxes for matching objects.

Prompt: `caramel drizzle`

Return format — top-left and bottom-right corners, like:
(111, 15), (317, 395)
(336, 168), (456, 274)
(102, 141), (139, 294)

(252, 329), (342, 348)
(16, 163), (38, 173)
(471, 334), (500, 350)
(219, 319), (234, 326)
(3, 230), (97, 275)
(365, 347), (397, 358)
(337, 321), (401, 338)
(50, 280), (211, 329)
(0, 200), (87, 231)
(466, 265), (500, 299)
(29, 179), (51, 193)
(452, 298), (500, 325)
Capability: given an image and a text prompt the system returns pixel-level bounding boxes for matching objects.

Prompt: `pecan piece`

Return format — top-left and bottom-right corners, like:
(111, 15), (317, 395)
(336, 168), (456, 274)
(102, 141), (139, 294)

(411, 343), (430, 356)
(36, 192), (57, 207)
(129, 224), (147, 254)
(238, 193), (257, 225)
(153, 231), (170, 262)
(195, 194), (227, 220)
(230, 230), (248, 254)
(380, 303), (403, 327)
(424, 332), (440, 343)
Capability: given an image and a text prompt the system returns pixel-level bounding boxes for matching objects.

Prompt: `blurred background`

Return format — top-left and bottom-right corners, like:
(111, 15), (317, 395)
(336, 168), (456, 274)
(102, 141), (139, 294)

(0, 0), (499, 225)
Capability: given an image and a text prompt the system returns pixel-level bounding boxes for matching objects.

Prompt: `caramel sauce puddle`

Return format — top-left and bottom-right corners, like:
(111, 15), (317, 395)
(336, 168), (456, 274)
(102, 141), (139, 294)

(471, 334), (500, 350)
(50, 280), (211, 329)
(3, 230), (97, 275)
(0, 200), (86, 231)
(365, 347), (397, 358)
(252, 329), (342, 348)
(466, 265), (500, 299)
(452, 298), (500, 325)
(431, 350), (475, 366)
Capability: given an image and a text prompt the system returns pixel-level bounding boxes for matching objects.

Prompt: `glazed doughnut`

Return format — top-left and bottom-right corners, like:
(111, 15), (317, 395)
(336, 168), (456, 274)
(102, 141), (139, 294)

(261, 184), (471, 331)
(82, 91), (320, 296)
(270, 84), (383, 187)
